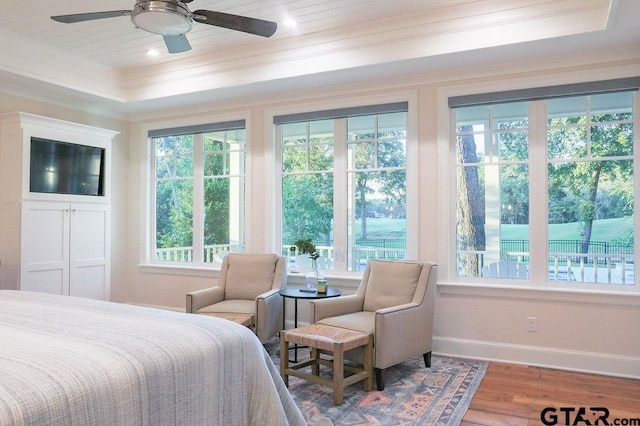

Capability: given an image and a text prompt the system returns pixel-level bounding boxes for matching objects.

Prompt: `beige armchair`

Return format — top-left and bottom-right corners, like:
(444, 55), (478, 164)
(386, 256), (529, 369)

(310, 259), (437, 390)
(186, 253), (286, 344)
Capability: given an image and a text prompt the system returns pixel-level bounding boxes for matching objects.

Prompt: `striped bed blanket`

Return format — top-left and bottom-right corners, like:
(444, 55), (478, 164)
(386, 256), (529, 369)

(0, 290), (305, 426)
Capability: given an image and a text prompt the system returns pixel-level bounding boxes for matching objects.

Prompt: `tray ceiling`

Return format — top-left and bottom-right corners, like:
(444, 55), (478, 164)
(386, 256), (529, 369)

(0, 0), (637, 115)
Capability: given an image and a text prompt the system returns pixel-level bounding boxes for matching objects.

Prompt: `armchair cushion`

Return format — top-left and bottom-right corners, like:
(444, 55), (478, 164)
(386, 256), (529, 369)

(225, 254), (278, 300)
(363, 260), (422, 312)
(317, 311), (375, 335)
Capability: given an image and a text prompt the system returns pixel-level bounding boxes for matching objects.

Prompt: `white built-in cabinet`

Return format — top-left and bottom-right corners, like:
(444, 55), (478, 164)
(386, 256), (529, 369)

(0, 112), (118, 300)
(21, 201), (110, 299)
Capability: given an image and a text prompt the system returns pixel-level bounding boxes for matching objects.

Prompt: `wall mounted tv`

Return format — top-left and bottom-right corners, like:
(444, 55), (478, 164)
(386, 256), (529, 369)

(30, 137), (105, 196)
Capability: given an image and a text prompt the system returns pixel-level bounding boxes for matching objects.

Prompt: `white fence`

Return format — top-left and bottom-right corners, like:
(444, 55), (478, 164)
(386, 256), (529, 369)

(155, 243), (408, 271)
(155, 244), (238, 263)
(457, 250), (634, 284)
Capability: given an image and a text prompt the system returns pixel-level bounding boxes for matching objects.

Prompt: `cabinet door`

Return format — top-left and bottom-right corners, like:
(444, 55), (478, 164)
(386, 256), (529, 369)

(69, 203), (109, 300)
(21, 201), (70, 295)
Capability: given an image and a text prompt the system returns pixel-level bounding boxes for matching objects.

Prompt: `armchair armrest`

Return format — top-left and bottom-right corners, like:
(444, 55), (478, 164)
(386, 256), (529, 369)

(374, 301), (432, 369)
(310, 294), (364, 322)
(376, 301), (419, 316)
(255, 289), (283, 343)
(256, 288), (281, 301)
(185, 287), (224, 313)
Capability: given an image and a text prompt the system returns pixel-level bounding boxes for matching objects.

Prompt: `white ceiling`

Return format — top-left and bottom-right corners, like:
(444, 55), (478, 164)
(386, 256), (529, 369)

(0, 0), (638, 116)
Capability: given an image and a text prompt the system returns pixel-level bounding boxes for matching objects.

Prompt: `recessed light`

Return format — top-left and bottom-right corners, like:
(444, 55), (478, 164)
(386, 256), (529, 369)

(283, 17), (297, 28)
(147, 49), (160, 57)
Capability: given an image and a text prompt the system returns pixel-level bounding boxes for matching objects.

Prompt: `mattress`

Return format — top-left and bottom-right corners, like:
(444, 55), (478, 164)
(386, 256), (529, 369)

(0, 290), (305, 426)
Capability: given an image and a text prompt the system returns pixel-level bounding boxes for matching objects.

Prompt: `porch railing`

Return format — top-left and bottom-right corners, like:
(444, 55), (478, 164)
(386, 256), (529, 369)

(155, 241), (408, 271)
(457, 250), (634, 284)
(155, 244), (239, 263)
(283, 243), (406, 271)
(156, 240), (634, 284)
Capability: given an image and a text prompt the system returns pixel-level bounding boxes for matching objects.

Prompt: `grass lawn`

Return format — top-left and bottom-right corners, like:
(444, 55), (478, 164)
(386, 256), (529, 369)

(355, 217), (633, 245)
(502, 217), (633, 243)
(354, 218), (406, 239)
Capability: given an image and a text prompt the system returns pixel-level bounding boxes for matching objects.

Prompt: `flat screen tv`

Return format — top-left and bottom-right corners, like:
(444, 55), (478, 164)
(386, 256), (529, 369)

(30, 137), (105, 196)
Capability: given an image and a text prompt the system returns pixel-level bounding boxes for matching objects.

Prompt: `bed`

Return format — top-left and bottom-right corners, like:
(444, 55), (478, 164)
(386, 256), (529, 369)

(0, 290), (305, 426)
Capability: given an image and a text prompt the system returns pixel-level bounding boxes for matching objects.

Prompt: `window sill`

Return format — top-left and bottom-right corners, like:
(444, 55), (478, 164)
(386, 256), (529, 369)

(437, 281), (640, 306)
(138, 263), (221, 278)
(287, 270), (362, 289)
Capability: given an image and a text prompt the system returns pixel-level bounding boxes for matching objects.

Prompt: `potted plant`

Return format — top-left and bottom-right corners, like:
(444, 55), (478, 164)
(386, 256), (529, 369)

(293, 239), (320, 261)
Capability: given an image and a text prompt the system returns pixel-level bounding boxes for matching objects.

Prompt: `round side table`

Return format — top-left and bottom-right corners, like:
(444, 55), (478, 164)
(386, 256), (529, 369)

(279, 287), (342, 361)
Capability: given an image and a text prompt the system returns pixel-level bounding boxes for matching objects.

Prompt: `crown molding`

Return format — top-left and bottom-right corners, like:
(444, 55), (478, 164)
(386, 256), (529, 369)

(0, 0), (613, 105)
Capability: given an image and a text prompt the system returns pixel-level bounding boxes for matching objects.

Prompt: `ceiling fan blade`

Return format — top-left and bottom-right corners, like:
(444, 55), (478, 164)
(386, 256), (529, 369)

(163, 34), (192, 54)
(193, 10), (277, 38)
(51, 11), (131, 24)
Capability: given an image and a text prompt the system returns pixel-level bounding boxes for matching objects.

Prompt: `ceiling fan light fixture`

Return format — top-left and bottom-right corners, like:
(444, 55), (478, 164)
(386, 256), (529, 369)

(51, 0), (277, 55)
(131, 0), (193, 36)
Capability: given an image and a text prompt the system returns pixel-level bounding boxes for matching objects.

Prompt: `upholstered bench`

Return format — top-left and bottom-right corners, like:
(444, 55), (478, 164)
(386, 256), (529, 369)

(280, 323), (373, 405)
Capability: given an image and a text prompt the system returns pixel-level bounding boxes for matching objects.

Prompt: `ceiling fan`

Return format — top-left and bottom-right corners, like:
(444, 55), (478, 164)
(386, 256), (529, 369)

(51, 0), (277, 54)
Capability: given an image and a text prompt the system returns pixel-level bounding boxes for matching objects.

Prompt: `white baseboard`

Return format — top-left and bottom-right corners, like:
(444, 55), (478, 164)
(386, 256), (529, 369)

(433, 336), (640, 379)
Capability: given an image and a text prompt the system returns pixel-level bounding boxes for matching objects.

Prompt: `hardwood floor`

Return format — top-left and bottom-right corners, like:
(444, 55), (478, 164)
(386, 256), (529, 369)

(461, 362), (640, 426)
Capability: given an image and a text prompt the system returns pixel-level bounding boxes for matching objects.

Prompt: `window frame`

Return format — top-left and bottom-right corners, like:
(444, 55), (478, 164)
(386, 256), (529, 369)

(140, 112), (251, 272)
(438, 81), (640, 302)
(269, 92), (419, 279)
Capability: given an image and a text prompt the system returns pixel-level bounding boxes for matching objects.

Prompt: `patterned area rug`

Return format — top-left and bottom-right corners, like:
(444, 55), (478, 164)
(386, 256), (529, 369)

(265, 339), (487, 425)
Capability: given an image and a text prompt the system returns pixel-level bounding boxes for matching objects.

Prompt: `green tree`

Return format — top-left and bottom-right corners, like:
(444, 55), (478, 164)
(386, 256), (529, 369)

(155, 135), (194, 250)
(354, 132), (406, 239)
(281, 133), (333, 244)
(548, 111), (633, 253)
(204, 178), (230, 245)
(282, 173), (333, 243)
(202, 136), (239, 246)
(496, 125), (529, 225)
(456, 128), (486, 276)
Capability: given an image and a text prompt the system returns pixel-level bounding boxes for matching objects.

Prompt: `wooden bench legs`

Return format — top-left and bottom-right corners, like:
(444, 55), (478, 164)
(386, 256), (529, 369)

(280, 325), (373, 405)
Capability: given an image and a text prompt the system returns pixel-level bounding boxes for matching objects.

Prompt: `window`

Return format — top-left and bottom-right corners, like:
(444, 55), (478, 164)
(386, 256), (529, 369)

(455, 102), (530, 279)
(547, 93), (634, 283)
(150, 121), (246, 265)
(276, 104), (408, 273)
(453, 87), (637, 286)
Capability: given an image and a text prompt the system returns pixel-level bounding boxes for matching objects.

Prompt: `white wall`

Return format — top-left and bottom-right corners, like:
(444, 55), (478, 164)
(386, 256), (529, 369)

(2, 46), (638, 379)
(124, 48), (640, 378)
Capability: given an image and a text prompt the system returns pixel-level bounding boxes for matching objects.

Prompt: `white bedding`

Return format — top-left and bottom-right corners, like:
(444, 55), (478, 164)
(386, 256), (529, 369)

(0, 290), (305, 426)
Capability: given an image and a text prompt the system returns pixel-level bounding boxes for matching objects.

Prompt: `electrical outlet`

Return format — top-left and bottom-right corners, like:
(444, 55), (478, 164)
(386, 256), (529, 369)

(527, 316), (537, 332)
